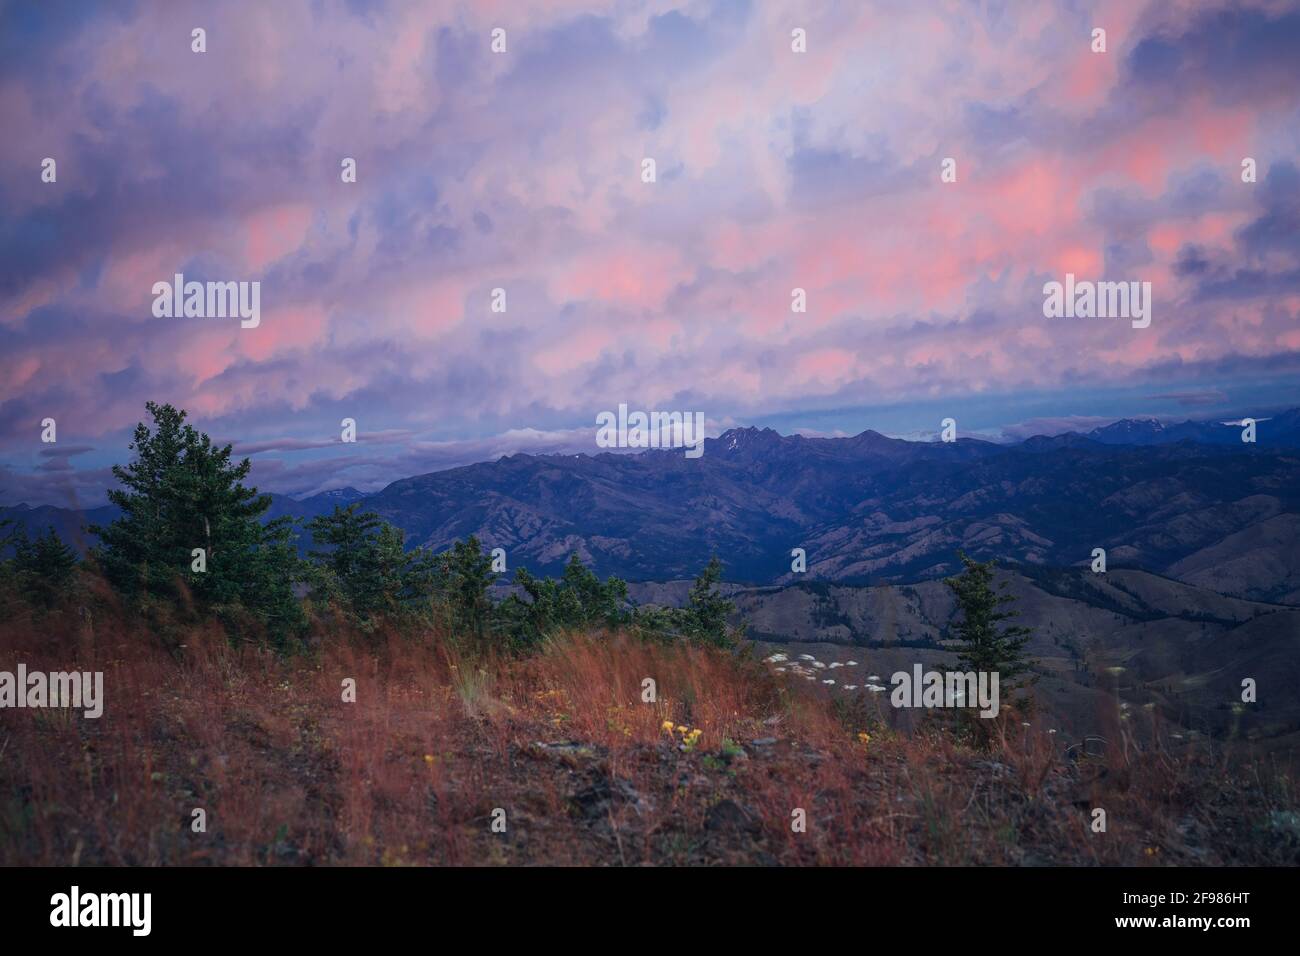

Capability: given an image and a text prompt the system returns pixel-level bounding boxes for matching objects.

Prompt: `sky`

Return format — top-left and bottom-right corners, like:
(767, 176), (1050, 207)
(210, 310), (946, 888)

(1, 0), (1298, 507)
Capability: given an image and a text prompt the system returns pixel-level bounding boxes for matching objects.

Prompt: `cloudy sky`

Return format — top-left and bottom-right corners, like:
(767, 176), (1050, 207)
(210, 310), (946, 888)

(2, 0), (1298, 507)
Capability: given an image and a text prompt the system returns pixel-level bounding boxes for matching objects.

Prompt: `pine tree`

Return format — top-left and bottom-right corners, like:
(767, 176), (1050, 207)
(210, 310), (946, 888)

(497, 552), (629, 646)
(305, 503), (437, 626)
(682, 556), (742, 647)
(945, 552), (1034, 695)
(89, 402), (302, 639)
(628, 556), (743, 647)
(12, 526), (78, 607)
(306, 504), (384, 607)
(431, 535), (501, 639)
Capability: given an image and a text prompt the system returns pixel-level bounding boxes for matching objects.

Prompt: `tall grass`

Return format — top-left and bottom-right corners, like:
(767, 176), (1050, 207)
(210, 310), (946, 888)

(1, 589), (1294, 866)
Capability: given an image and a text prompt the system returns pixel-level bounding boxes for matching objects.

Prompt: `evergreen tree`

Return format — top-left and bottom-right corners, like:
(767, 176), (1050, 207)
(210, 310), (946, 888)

(369, 522), (436, 613)
(497, 552), (629, 646)
(305, 504), (383, 607)
(681, 555), (741, 647)
(435, 536), (497, 637)
(629, 556), (743, 647)
(89, 402), (302, 639)
(11, 526), (78, 607)
(305, 503), (437, 626)
(945, 552), (1034, 698)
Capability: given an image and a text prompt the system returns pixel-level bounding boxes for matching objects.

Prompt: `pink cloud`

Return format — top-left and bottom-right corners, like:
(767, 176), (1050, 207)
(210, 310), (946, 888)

(551, 245), (687, 309)
(244, 203), (314, 272)
(794, 348), (856, 386)
(237, 304), (328, 363)
(534, 325), (615, 375)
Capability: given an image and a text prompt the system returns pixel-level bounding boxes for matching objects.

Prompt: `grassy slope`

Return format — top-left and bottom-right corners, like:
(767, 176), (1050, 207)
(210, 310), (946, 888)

(1, 597), (1296, 866)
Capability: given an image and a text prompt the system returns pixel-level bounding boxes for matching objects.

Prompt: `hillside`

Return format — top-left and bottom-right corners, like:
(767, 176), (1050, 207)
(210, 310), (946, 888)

(628, 568), (1300, 749)
(3, 616), (1293, 867)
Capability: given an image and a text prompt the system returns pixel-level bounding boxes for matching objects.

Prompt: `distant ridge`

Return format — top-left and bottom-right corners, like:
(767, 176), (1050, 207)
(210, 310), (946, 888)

(1082, 408), (1300, 446)
(5, 409), (1298, 600)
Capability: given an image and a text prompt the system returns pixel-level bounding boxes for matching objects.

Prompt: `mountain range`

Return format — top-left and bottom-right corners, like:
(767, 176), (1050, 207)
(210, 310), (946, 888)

(5, 409), (1299, 603)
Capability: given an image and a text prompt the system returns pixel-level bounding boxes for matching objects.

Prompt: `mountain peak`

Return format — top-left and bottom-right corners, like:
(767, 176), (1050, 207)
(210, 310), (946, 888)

(847, 428), (896, 443)
(301, 486), (365, 502)
(716, 426), (783, 452)
(1095, 417), (1163, 431)
(1086, 418), (1169, 444)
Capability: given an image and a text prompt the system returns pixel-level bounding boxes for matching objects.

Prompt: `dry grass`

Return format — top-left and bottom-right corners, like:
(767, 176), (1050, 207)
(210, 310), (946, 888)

(1, 597), (1296, 866)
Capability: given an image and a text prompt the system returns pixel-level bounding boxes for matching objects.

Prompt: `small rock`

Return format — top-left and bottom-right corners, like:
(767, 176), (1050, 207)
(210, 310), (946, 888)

(705, 799), (758, 834)
(535, 740), (592, 754)
(572, 776), (650, 819)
